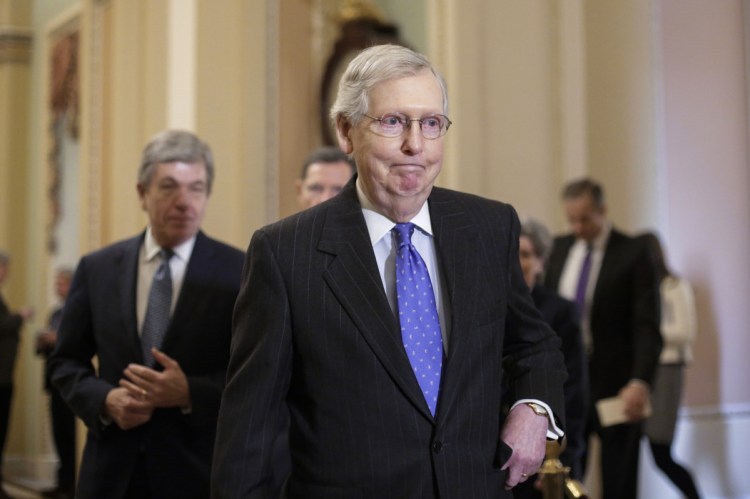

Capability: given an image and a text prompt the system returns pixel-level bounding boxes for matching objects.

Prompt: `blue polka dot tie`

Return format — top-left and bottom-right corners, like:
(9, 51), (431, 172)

(393, 223), (444, 416)
(141, 249), (174, 366)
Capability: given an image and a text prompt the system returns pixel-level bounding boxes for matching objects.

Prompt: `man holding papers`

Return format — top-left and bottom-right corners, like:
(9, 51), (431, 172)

(545, 178), (662, 499)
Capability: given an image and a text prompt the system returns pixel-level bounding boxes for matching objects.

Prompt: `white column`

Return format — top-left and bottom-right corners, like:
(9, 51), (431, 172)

(557, 0), (588, 183)
(167, 0), (197, 130)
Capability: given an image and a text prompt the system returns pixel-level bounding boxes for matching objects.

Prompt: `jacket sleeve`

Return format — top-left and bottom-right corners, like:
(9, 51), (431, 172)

(501, 210), (568, 430)
(212, 229), (292, 498)
(48, 257), (115, 435)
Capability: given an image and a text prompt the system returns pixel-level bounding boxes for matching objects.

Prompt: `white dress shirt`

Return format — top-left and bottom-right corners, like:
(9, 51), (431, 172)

(557, 222), (612, 352)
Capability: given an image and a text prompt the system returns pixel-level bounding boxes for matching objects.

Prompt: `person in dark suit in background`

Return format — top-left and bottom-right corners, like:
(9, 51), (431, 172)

(295, 146), (355, 210)
(544, 178), (662, 499)
(212, 44), (567, 499)
(35, 266), (76, 499)
(49, 130), (245, 499)
(0, 251), (34, 499)
(512, 219), (588, 499)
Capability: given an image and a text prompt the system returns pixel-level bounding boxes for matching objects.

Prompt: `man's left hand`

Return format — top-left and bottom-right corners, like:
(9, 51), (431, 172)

(499, 403), (548, 490)
(120, 349), (191, 409)
(619, 382), (650, 422)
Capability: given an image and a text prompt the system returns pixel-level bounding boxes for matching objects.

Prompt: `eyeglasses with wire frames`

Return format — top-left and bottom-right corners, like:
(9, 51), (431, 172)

(363, 112), (452, 139)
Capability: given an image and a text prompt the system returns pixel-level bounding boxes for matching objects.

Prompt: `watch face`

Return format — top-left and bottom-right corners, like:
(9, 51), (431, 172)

(527, 403), (548, 416)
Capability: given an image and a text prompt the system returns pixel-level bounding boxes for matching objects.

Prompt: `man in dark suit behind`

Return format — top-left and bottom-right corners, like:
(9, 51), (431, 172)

(212, 44), (567, 499)
(49, 130), (245, 499)
(544, 178), (662, 499)
(295, 146), (356, 210)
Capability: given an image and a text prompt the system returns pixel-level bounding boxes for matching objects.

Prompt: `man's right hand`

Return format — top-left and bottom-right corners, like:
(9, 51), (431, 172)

(618, 381), (650, 422)
(103, 387), (154, 430)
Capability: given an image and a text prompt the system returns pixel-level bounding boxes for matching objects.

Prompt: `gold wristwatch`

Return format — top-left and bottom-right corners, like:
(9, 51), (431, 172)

(525, 402), (549, 417)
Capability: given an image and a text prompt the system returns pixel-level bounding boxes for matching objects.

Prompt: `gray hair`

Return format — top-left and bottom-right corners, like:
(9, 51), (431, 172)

(330, 44), (449, 127)
(138, 129), (215, 194)
(562, 177), (606, 211)
(520, 218), (552, 262)
(301, 146), (356, 179)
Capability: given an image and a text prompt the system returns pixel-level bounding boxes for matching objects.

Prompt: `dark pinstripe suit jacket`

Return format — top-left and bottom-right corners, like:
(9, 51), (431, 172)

(50, 231), (244, 499)
(212, 180), (566, 499)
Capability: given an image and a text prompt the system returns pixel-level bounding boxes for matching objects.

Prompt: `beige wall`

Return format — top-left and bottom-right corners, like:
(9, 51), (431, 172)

(432, 1), (660, 230)
(585, 1), (660, 231)
(433, 2), (565, 226)
(196, 0), (273, 247)
(82, 0), (274, 252)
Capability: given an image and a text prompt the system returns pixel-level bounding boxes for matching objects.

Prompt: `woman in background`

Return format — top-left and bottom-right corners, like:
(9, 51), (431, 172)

(640, 233), (702, 499)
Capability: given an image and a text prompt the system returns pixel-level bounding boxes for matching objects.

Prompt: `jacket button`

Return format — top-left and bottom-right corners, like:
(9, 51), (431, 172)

(432, 441), (443, 453)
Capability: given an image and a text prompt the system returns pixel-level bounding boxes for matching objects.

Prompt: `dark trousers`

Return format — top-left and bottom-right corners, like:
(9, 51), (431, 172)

(597, 419), (642, 499)
(49, 387), (76, 489)
(649, 442), (701, 499)
(0, 384), (12, 469)
(511, 476), (540, 499)
(124, 455), (152, 499)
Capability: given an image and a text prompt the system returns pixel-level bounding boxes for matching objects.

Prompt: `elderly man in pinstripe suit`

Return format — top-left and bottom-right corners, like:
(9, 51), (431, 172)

(212, 44), (567, 499)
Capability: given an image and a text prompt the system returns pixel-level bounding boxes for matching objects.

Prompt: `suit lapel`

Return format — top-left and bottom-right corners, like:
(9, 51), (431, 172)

(318, 187), (435, 421)
(114, 235), (143, 361)
(592, 229), (623, 313)
(162, 231), (214, 353)
(427, 189), (481, 421)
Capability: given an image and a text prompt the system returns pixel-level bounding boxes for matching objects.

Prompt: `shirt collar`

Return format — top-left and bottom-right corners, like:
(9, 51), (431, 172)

(143, 227), (196, 263)
(355, 177), (434, 246)
(575, 220), (612, 251)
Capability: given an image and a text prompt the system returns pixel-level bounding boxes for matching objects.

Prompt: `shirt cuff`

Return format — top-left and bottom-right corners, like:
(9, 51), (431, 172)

(511, 399), (565, 440)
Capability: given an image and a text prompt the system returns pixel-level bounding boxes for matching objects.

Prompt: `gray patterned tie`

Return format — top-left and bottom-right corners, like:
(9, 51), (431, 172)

(141, 249), (174, 366)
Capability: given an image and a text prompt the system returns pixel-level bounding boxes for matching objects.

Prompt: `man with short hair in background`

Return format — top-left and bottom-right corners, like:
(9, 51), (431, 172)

(295, 146), (355, 209)
(544, 178), (662, 499)
(49, 130), (245, 499)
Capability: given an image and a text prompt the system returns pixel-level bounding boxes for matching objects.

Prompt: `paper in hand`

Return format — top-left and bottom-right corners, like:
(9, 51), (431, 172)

(596, 396), (652, 427)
